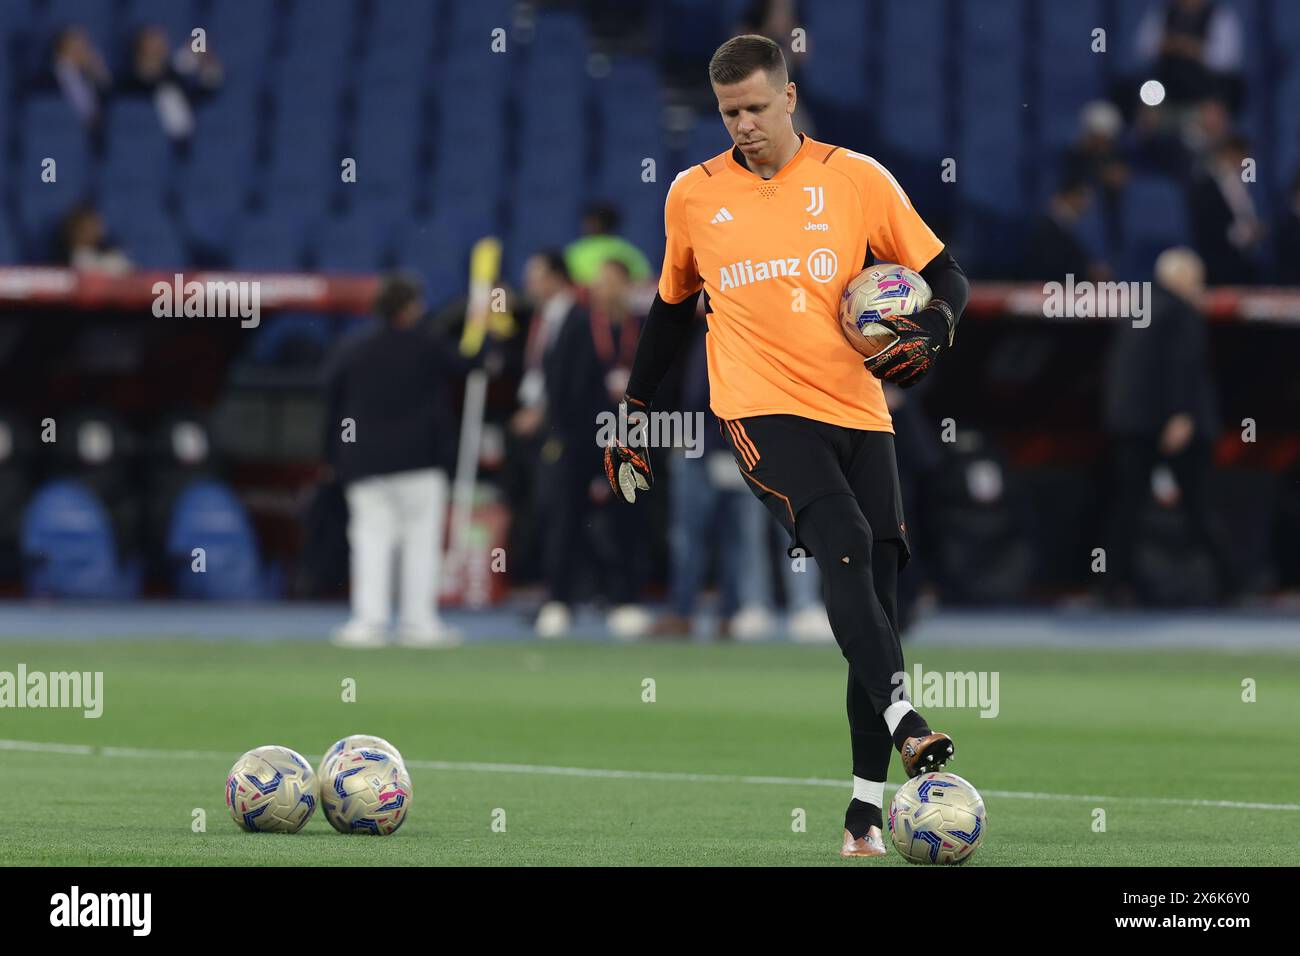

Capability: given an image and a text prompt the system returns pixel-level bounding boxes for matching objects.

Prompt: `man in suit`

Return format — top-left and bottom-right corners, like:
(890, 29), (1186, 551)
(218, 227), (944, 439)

(511, 250), (609, 637)
(1102, 247), (1238, 604)
(1188, 134), (1265, 285)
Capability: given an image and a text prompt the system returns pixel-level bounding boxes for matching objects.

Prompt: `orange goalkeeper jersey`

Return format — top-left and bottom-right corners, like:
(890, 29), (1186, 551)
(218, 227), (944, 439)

(659, 133), (944, 432)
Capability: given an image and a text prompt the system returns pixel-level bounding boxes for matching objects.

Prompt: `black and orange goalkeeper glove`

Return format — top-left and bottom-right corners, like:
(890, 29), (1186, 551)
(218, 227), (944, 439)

(861, 303), (956, 389)
(603, 396), (653, 503)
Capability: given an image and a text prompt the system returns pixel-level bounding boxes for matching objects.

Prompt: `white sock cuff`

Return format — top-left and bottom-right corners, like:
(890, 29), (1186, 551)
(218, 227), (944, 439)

(882, 699), (915, 736)
(852, 776), (885, 806)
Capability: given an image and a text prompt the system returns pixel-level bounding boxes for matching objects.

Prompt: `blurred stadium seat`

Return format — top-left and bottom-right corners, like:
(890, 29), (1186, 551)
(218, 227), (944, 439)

(21, 478), (142, 599)
(166, 478), (280, 599)
(1121, 175), (1191, 278)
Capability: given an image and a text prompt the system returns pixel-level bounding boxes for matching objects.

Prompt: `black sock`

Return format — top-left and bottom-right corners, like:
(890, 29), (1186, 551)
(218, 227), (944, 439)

(890, 709), (932, 750)
(844, 798), (883, 838)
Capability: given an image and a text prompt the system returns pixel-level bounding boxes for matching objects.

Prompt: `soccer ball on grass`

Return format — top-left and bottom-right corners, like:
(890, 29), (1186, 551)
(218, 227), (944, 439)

(225, 745), (317, 833)
(320, 748), (411, 835)
(887, 771), (986, 864)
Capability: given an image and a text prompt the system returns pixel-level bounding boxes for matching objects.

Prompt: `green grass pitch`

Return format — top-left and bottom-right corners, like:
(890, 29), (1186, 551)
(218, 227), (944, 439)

(1, 639), (1296, 865)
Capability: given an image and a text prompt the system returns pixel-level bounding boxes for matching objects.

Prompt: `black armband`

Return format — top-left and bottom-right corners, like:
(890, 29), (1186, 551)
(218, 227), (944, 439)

(625, 289), (701, 406)
(918, 247), (970, 349)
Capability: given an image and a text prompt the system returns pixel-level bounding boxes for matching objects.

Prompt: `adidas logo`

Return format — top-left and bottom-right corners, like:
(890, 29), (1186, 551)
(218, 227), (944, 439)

(710, 207), (734, 224)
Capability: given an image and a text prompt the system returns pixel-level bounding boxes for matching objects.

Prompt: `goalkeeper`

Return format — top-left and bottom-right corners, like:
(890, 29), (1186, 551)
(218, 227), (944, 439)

(603, 35), (969, 859)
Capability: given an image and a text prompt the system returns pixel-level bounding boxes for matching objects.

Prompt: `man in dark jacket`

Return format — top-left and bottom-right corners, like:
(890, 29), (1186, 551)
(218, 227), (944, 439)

(510, 250), (609, 637)
(1102, 247), (1237, 604)
(323, 272), (469, 647)
(1188, 135), (1266, 285)
(1025, 175), (1109, 283)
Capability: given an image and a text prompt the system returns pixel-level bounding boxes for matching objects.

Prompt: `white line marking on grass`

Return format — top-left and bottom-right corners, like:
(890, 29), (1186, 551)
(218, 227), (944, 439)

(3, 738), (1297, 813)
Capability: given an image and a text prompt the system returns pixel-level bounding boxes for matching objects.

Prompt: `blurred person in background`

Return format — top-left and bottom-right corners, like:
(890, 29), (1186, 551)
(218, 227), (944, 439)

(587, 259), (652, 637)
(512, 251), (609, 638)
(1180, 96), (1232, 165)
(655, 328), (752, 640)
(658, 330), (832, 643)
(1025, 174), (1110, 282)
(564, 202), (652, 287)
(323, 272), (467, 648)
(1134, 0), (1243, 111)
(729, 508), (834, 642)
(1276, 170), (1300, 286)
(45, 25), (111, 130)
(1102, 247), (1239, 606)
(1063, 101), (1130, 246)
(881, 381), (943, 635)
(1188, 133), (1265, 285)
(119, 24), (223, 144)
(60, 203), (131, 274)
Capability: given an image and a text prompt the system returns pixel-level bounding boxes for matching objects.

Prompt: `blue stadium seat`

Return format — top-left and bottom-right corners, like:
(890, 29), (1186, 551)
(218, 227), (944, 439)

(516, 137), (586, 192)
(166, 479), (278, 599)
(348, 112), (420, 187)
(260, 181), (336, 229)
(283, 0), (356, 63)
(187, 103), (258, 180)
(434, 125), (507, 207)
(357, 41), (431, 88)
(124, 0), (198, 45)
(1034, 0), (1106, 151)
(594, 115), (667, 196)
(681, 118), (732, 164)
(396, 207), (499, 306)
(102, 100), (174, 192)
(101, 195), (187, 268)
(230, 214), (307, 271)
(612, 192), (666, 265)
(657, 0), (749, 65)
(263, 101), (343, 220)
(0, 214), (18, 264)
(178, 155), (247, 264)
(441, 50), (512, 105)
(248, 313), (334, 365)
(520, 93), (583, 146)
(877, 0), (950, 158)
(1121, 174), (1191, 278)
(448, 0), (515, 43)
(204, 1), (275, 73)
(19, 98), (92, 242)
(23, 94), (85, 139)
(1277, 68), (1300, 183)
(311, 210), (395, 272)
(799, 0), (871, 110)
(526, 11), (589, 91)
(505, 191), (582, 283)
(352, 83), (422, 149)
(1277, 0), (1300, 68)
(958, 0), (1026, 215)
(21, 479), (141, 599)
(437, 84), (507, 144)
(371, 0), (438, 46)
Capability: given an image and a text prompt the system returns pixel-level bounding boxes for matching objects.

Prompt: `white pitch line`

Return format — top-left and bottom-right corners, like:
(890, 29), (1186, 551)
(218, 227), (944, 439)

(3, 738), (1298, 813)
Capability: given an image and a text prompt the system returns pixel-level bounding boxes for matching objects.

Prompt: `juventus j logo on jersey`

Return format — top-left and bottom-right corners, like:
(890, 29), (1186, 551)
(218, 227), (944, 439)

(803, 186), (824, 216)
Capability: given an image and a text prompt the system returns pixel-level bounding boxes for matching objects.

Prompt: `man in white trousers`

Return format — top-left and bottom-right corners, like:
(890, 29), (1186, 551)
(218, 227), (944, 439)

(323, 272), (467, 648)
